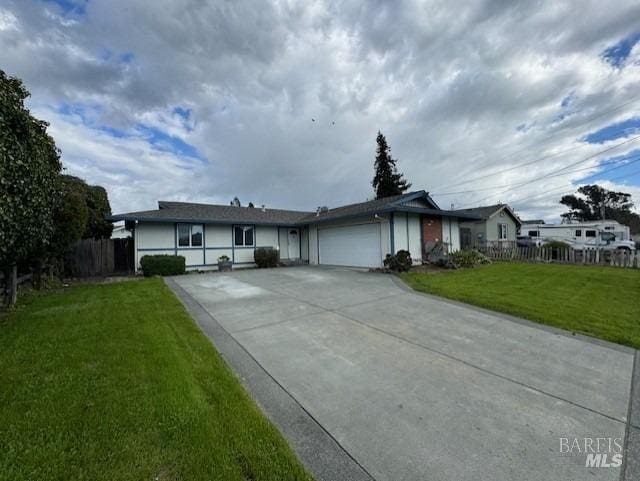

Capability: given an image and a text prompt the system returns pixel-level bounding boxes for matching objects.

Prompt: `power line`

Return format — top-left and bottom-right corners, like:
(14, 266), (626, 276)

(506, 159), (640, 208)
(433, 157), (631, 197)
(436, 94), (640, 191)
(459, 134), (640, 207)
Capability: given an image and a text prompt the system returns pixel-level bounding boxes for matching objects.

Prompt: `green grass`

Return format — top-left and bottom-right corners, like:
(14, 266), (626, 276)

(400, 262), (640, 349)
(0, 279), (313, 481)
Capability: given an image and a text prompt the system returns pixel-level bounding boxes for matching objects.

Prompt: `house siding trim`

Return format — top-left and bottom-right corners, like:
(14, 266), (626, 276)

(390, 212), (395, 254)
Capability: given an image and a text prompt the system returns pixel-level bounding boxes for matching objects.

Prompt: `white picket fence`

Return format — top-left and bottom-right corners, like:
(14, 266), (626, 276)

(477, 246), (640, 268)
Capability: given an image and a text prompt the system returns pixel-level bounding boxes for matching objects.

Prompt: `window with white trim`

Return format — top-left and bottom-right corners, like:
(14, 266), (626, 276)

(234, 226), (254, 247)
(498, 223), (508, 240)
(177, 223), (203, 247)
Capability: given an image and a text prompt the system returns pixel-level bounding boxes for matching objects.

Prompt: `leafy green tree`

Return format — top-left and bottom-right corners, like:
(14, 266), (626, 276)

(57, 175), (112, 240)
(0, 69), (61, 303)
(50, 176), (89, 256)
(372, 131), (411, 199)
(84, 184), (113, 239)
(560, 185), (638, 226)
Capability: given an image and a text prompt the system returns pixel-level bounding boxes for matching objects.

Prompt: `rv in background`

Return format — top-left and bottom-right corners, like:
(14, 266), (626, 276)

(522, 220), (635, 252)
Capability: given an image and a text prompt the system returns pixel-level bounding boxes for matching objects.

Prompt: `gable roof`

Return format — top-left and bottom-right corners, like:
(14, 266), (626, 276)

(112, 201), (312, 226)
(304, 191), (442, 223)
(111, 190), (478, 225)
(453, 204), (522, 226)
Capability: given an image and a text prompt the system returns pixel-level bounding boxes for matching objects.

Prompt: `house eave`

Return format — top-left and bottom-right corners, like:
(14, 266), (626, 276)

(108, 215), (305, 227)
(487, 205), (522, 226)
(304, 206), (481, 224)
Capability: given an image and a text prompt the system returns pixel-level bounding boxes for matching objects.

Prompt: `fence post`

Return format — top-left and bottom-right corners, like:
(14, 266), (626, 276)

(4, 264), (18, 307)
(33, 262), (42, 290)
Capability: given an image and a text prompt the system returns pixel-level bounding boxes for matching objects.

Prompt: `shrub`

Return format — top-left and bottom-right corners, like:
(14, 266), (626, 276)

(543, 240), (571, 250)
(140, 255), (186, 277)
(384, 250), (412, 272)
(218, 255), (230, 262)
(447, 249), (491, 269)
(254, 247), (279, 268)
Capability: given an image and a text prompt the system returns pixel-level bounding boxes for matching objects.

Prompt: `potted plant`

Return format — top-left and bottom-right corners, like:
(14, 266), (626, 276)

(217, 255), (232, 272)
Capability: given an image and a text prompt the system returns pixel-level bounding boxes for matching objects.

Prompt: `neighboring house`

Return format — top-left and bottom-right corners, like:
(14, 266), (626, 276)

(454, 204), (522, 248)
(110, 223), (131, 239)
(111, 190), (477, 271)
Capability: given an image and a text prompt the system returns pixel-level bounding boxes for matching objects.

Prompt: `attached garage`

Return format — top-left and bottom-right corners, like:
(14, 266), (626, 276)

(318, 223), (382, 268)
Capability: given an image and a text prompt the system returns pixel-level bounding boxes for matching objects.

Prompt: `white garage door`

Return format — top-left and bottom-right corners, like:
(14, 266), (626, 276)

(318, 223), (382, 268)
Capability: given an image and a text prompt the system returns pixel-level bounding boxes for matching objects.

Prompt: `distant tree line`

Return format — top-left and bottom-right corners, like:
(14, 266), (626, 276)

(1, 69), (112, 306)
(561, 184), (640, 234)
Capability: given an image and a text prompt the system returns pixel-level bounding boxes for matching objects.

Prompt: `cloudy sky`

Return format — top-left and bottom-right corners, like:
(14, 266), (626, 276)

(2, 0), (640, 221)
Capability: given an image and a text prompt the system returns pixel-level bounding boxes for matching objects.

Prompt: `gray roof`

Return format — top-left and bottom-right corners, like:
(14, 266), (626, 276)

(453, 203), (521, 225)
(111, 191), (477, 225)
(306, 191), (438, 223)
(112, 201), (312, 226)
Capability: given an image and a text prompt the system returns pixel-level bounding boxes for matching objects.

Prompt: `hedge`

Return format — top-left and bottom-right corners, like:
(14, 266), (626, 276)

(254, 247), (279, 268)
(140, 255), (186, 277)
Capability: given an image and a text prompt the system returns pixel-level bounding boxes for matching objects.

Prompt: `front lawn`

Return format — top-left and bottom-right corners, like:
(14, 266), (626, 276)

(400, 262), (640, 349)
(0, 279), (312, 481)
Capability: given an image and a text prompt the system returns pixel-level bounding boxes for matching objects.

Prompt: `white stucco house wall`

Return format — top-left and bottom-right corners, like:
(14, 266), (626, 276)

(111, 191), (478, 272)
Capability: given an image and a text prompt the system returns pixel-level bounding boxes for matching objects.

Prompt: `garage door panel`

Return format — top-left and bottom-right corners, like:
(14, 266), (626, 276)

(318, 223), (382, 268)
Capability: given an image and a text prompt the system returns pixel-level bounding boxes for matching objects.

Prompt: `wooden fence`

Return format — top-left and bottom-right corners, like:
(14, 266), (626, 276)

(65, 238), (134, 277)
(0, 271), (33, 296)
(477, 246), (640, 268)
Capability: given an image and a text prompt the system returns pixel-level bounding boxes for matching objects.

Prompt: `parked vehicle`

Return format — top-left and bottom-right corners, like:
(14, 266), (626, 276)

(523, 220), (636, 252)
(516, 235), (543, 248)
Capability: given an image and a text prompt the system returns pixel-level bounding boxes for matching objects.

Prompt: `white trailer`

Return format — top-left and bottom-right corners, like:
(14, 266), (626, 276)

(522, 220), (635, 252)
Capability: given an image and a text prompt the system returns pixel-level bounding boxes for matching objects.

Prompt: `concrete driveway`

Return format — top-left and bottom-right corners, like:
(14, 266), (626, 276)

(168, 266), (637, 481)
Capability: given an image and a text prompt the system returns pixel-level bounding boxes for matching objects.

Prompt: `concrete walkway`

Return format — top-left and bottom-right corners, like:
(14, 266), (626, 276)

(167, 266), (638, 481)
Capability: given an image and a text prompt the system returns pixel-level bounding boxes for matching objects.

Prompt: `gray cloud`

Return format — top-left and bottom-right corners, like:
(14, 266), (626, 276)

(1, 0), (640, 221)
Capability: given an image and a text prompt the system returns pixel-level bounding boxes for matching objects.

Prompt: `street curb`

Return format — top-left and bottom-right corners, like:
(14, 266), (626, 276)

(164, 277), (375, 481)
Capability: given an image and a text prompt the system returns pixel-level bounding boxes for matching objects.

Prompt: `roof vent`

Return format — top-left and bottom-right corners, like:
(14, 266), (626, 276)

(316, 206), (329, 216)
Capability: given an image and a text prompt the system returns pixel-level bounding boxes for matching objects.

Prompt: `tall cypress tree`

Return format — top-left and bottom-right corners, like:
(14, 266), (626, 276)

(372, 131), (411, 199)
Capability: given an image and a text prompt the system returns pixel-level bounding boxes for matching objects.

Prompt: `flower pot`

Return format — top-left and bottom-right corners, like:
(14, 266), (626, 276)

(218, 260), (232, 272)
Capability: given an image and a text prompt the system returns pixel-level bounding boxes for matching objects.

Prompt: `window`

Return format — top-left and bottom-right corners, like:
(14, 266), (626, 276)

(585, 230), (597, 238)
(575, 230), (582, 237)
(191, 224), (203, 246)
(527, 230), (539, 237)
(178, 224), (190, 247)
(177, 224), (203, 247)
(499, 223), (508, 240)
(234, 226), (254, 247)
(601, 232), (615, 243)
